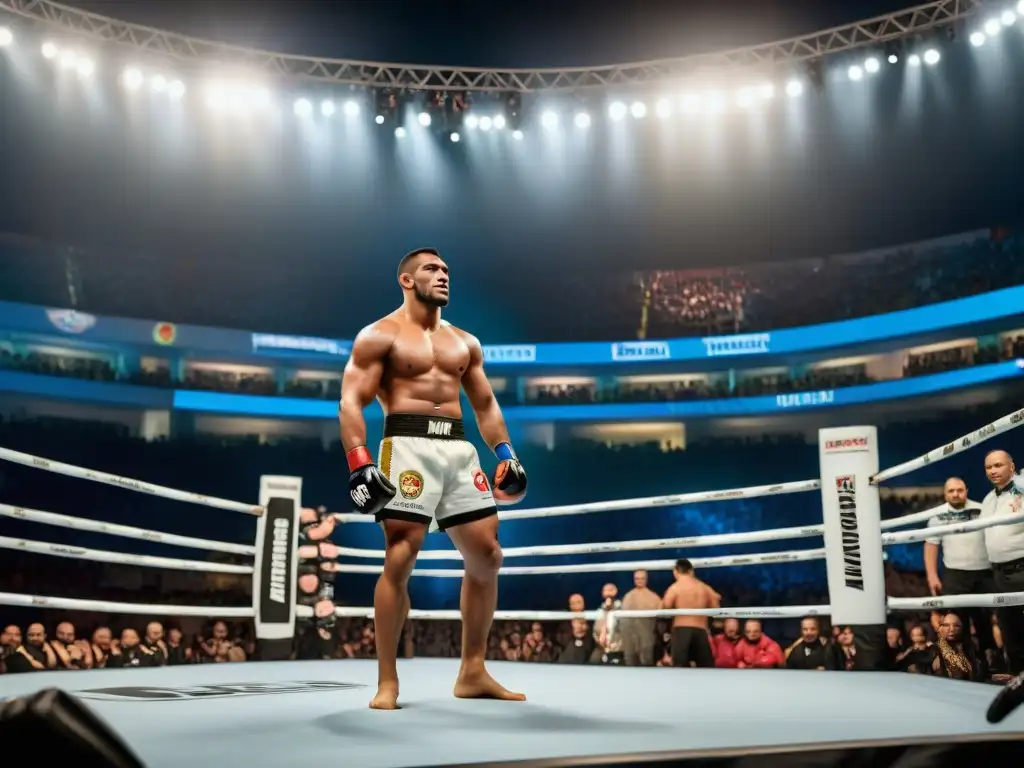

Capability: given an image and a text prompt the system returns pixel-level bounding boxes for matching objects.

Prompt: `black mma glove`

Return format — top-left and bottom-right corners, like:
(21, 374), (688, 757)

(346, 446), (396, 516)
(492, 442), (528, 505)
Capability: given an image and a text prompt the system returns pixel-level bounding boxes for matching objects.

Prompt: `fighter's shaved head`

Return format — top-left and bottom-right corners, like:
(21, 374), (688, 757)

(397, 248), (441, 279)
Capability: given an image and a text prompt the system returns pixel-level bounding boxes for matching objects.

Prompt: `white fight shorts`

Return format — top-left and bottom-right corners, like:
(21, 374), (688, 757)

(377, 413), (497, 531)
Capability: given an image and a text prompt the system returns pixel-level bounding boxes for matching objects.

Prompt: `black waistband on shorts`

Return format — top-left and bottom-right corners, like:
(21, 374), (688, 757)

(384, 414), (465, 440)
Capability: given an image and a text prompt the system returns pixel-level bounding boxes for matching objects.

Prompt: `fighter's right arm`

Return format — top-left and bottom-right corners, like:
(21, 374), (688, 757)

(339, 322), (396, 451)
(661, 584), (675, 609)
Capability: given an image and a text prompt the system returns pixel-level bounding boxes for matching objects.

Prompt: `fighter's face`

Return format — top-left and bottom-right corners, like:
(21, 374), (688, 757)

(410, 255), (449, 307)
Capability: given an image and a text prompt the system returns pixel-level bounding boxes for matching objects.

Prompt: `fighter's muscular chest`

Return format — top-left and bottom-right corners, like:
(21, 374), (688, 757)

(388, 326), (471, 378)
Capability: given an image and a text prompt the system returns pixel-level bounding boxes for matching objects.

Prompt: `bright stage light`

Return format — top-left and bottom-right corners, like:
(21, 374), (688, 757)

(0, 27), (13, 47)
(630, 101), (646, 119)
(41, 42), (57, 59)
(512, 130), (523, 140)
(58, 50), (78, 69)
(123, 68), (144, 90)
(294, 98), (312, 117)
(847, 65), (863, 82)
(76, 58), (95, 77)
(984, 18), (1002, 36)
(321, 100), (335, 117)
(151, 75), (167, 92)
(540, 110), (558, 129)
(375, 114), (385, 125)
(168, 80), (185, 99)
(465, 114), (479, 130)
(479, 116), (493, 131)
(908, 54), (921, 67)
(574, 112), (591, 128)
(343, 100), (359, 116)
(450, 132), (460, 143)
(608, 101), (627, 121)
(785, 79), (804, 98)
(493, 114), (506, 130)
(970, 31), (987, 47)
(1002, 10), (1016, 26)
(655, 98), (672, 118)
(395, 127), (406, 138)
(888, 54), (899, 64)
(1019, 1), (1024, 16)
(923, 49), (940, 66)
(417, 111), (431, 127)
(864, 57), (880, 74)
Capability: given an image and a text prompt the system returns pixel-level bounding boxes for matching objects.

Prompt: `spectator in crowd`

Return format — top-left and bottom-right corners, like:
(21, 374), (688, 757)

(785, 617), (834, 670)
(620, 570), (661, 667)
(924, 477), (995, 660)
(592, 583), (623, 664)
(711, 618), (742, 668)
(5, 623), (57, 673)
(979, 450), (1024, 675)
(556, 619), (595, 664)
(107, 628), (157, 668)
(893, 625), (934, 674)
(166, 627), (190, 665)
(733, 620), (784, 669)
(932, 613), (986, 682)
(834, 626), (857, 671)
(90, 626), (113, 669)
(144, 621), (169, 666)
(51, 621), (90, 670)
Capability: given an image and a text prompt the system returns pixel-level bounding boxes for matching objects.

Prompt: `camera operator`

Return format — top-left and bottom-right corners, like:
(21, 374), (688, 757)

(106, 627), (157, 668)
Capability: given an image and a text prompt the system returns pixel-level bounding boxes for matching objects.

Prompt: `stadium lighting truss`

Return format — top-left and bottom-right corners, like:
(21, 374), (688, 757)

(0, 0), (987, 92)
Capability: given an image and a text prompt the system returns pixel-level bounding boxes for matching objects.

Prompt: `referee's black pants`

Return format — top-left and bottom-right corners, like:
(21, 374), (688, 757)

(992, 558), (1024, 675)
(942, 567), (997, 653)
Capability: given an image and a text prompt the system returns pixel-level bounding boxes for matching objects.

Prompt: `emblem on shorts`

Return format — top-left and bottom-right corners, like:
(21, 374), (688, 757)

(473, 470), (489, 493)
(398, 470), (424, 499)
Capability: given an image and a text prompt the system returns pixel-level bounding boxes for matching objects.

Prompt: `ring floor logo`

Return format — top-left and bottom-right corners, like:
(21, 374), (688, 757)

(75, 680), (367, 702)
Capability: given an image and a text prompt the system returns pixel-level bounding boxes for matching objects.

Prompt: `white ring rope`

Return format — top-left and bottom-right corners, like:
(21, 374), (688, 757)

(293, 591), (1024, 622)
(332, 478), (821, 524)
(874, 406), (1024, 484)
(0, 446), (262, 516)
(0, 591), (255, 617)
(0, 535), (253, 574)
(0, 503), (256, 556)
(329, 546), (827, 577)
(882, 511), (1021, 546)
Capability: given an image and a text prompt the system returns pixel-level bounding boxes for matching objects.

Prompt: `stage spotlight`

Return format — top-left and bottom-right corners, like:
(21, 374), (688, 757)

(970, 31), (987, 47)
(1019, 1), (1024, 15)
(1002, 10), (1016, 26)
(574, 112), (591, 128)
(923, 49), (940, 66)
(0, 27), (13, 47)
(512, 129), (523, 140)
(493, 114), (506, 130)
(375, 115), (385, 125)
(58, 50), (77, 69)
(630, 101), (647, 119)
(785, 79), (804, 97)
(502, 92), (522, 130)
(847, 65), (864, 81)
(76, 58), (95, 77)
(374, 88), (399, 126)
(168, 80), (186, 99)
(321, 100), (335, 117)
(122, 68), (143, 90)
(908, 54), (921, 67)
(418, 111), (431, 127)
(465, 114), (479, 130)
(450, 132), (460, 143)
(343, 100), (359, 116)
(888, 53), (899, 64)
(395, 127), (406, 138)
(864, 57), (880, 74)
(151, 74), (167, 92)
(41, 41), (57, 59)
(540, 110), (558, 129)
(479, 116), (493, 131)
(609, 101), (627, 120)
(984, 18), (1001, 36)
(655, 97), (672, 118)
(294, 98), (313, 116)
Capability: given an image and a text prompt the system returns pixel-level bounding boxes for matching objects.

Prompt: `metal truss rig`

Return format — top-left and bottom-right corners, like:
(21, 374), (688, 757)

(0, 0), (988, 92)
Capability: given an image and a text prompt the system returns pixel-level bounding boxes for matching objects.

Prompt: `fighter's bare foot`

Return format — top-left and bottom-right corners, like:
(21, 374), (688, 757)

(454, 669), (526, 701)
(369, 683), (401, 710)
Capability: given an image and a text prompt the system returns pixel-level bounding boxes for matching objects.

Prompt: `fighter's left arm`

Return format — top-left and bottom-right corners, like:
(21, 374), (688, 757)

(460, 332), (510, 450)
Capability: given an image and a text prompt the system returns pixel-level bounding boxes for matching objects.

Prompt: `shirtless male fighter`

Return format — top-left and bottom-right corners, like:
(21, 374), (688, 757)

(340, 247), (529, 710)
(661, 558), (720, 668)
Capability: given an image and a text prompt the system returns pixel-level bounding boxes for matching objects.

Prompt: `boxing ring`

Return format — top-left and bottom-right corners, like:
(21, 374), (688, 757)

(1, 409), (1024, 766)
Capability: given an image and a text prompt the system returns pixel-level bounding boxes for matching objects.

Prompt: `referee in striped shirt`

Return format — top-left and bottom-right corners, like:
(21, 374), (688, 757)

(979, 450), (1024, 675)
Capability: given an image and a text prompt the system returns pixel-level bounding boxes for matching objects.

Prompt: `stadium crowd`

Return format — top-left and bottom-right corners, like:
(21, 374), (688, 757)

(1, 228), (1023, 345)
